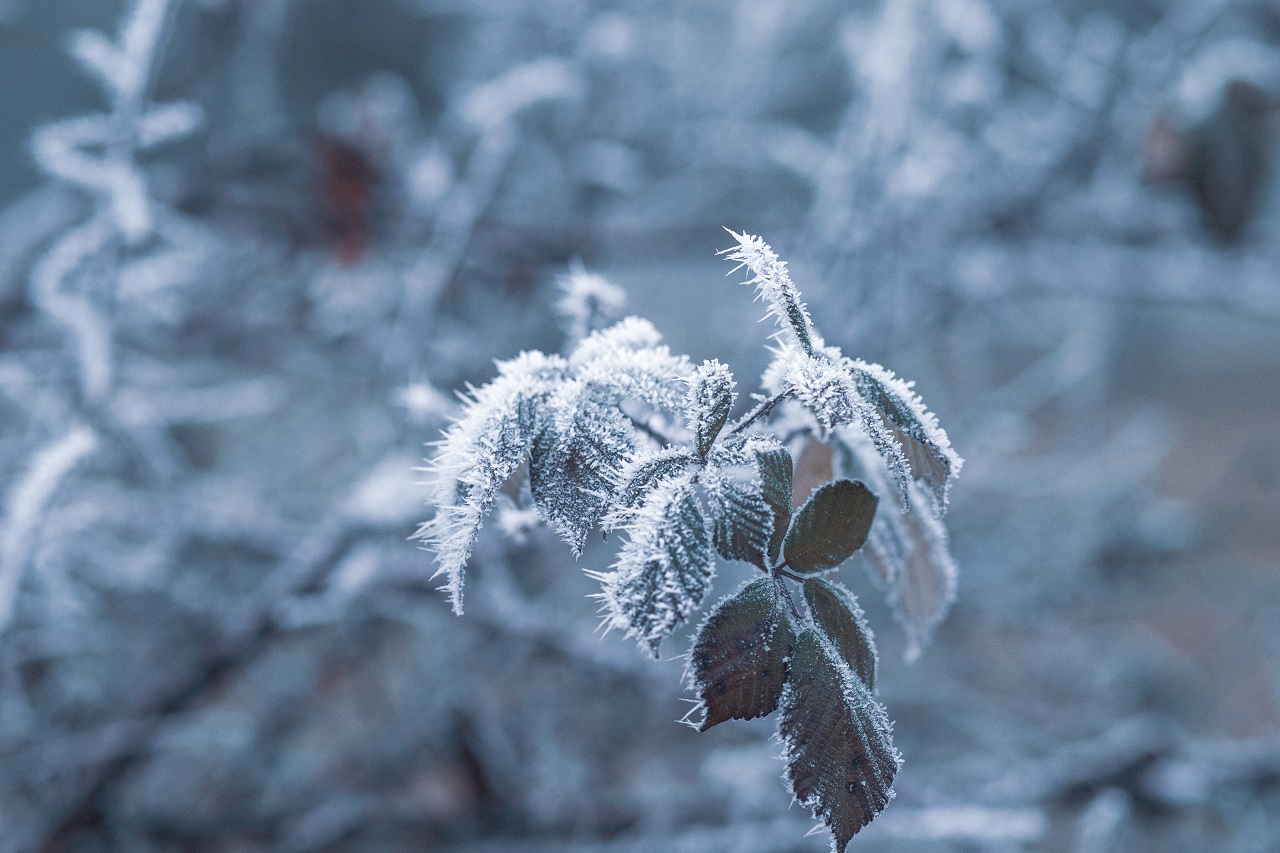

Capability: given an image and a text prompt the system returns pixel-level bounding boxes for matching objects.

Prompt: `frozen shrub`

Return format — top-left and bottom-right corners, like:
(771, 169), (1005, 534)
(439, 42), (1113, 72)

(418, 232), (964, 851)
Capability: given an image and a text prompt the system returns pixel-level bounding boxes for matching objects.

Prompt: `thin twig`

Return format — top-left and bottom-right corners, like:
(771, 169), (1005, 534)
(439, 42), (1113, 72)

(728, 390), (791, 436)
(624, 411), (675, 446)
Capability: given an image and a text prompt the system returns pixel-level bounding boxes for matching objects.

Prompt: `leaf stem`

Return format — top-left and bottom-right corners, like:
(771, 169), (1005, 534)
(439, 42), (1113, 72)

(773, 576), (805, 625)
(728, 389), (792, 436)
(624, 411), (675, 446)
(774, 564), (809, 583)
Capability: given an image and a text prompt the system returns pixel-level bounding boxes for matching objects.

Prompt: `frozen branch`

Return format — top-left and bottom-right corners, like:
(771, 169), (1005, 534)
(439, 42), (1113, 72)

(0, 426), (98, 630)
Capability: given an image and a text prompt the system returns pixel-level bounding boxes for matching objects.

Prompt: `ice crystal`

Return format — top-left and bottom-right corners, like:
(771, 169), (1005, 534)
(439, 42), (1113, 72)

(570, 316), (691, 411)
(602, 446), (694, 530)
(530, 381), (635, 554)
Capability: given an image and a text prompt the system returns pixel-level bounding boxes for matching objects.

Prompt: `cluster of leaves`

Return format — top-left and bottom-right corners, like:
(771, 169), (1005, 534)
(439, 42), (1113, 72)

(417, 233), (962, 850)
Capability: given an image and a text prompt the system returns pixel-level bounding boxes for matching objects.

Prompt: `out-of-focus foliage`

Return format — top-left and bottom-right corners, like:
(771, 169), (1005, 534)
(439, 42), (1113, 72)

(0, 0), (1278, 851)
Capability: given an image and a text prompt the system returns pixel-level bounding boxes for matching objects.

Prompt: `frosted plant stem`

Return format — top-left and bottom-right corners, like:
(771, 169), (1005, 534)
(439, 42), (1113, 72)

(0, 426), (98, 631)
(30, 213), (117, 402)
(772, 575), (805, 625)
(624, 411), (675, 446)
(728, 389), (792, 435)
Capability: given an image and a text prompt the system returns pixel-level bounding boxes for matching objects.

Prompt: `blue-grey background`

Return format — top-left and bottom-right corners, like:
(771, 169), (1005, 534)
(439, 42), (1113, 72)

(1, 1), (1279, 850)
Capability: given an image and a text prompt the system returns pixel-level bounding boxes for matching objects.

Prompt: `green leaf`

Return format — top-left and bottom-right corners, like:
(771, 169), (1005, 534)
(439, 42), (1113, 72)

(710, 476), (773, 568)
(782, 479), (877, 574)
(804, 579), (877, 690)
(688, 578), (795, 730)
(779, 630), (900, 852)
(755, 447), (793, 566)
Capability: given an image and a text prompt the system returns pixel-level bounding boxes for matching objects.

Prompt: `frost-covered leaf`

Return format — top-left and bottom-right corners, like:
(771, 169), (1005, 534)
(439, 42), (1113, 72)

(686, 359), (735, 457)
(707, 470), (772, 568)
(416, 351), (566, 614)
(602, 446), (693, 530)
(529, 384), (634, 555)
(596, 475), (714, 657)
(783, 480), (878, 574)
(804, 579), (877, 691)
(720, 231), (817, 355)
(779, 630), (900, 852)
(569, 316), (690, 412)
(688, 577), (794, 731)
(851, 361), (963, 514)
(755, 444), (793, 566)
(779, 348), (862, 433)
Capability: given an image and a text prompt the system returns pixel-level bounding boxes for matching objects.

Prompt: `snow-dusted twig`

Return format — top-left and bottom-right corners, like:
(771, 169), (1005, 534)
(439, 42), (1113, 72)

(29, 215), (116, 401)
(28, 0), (200, 402)
(0, 426), (98, 631)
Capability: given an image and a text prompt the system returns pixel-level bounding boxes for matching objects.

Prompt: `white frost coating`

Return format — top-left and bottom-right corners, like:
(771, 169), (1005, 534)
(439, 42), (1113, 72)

(0, 426), (99, 630)
(135, 101), (205, 149)
(69, 0), (170, 105)
(722, 234), (960, 510)
(720, 230), (817, 355)
(30, 214), (116, 401)
(415, 351), (568, 614)
(31, 117), (152, 243)
(851, 359), (963, 511)
(592, 472), (713, 656)
(418, 316), (694, 613)
(684, 359), (736, 454)
(776, 346), (860, 431)
(29, 0), (197, 401)
(569, 317), (691, 411)
(769, 344), (917, 504)
(40, 0), (193, 245)
(600, 446), (692, 530)
(555, 260), (626, 343)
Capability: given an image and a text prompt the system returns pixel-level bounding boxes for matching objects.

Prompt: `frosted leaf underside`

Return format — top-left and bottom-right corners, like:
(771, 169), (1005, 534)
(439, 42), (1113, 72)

(779, 630), (899, 853)
(710, 475), (773, 568)
(755, 446), (792, 566)
(689, 577), (794, 730)
(601, 476), (714, 657)
(604, 447), (692, 529)
(686, 359), (734, 457)
(851, 362), (961, 513)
